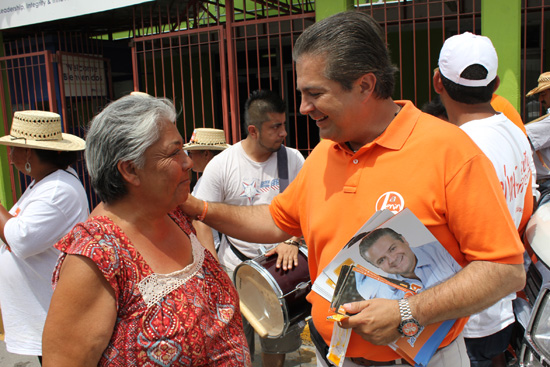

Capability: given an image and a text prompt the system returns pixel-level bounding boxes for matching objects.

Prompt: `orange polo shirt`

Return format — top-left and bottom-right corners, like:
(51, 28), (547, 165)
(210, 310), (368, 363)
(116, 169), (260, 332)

(269, 100), (524, 361)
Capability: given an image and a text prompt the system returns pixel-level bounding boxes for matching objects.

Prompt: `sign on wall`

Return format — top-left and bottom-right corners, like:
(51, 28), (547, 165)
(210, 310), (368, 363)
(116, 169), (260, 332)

(0, 0), (153, 30)
(61, 55), (107, 97)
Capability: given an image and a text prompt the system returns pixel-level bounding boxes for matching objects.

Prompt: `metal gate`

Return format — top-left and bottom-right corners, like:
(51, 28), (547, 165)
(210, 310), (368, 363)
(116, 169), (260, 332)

(0, 34), (113, 209)
(355, 0), (550, 122)
(1, 0), (550, 206)
(130, 0), (316, 155)
(0, 49), (56, 203)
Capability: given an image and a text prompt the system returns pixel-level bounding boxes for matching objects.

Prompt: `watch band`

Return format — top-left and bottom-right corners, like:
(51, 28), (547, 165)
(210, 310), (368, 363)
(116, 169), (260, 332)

(398, 298), (421, 338)
(398, 298), (414, 320)
(284, 239), (300, 246)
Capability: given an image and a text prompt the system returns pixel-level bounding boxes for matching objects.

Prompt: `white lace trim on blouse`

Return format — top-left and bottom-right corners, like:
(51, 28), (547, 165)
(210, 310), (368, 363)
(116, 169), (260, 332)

(138, 234), (205, 308)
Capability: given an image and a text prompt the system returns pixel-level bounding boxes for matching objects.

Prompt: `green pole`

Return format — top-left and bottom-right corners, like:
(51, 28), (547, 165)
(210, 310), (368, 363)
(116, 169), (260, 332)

(482, 0), (521, 111)
(315, 0), (354, 21)
(0, 32), (14, 209)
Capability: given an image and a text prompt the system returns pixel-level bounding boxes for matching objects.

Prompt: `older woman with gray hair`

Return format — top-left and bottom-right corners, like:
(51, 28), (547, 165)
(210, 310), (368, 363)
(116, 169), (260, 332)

(42, 94), (251, 366)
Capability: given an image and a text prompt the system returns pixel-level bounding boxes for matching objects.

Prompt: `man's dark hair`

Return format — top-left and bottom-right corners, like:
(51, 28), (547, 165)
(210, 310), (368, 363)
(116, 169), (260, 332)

(421, 95), (448, 120)
(358, 227), (404, 264)
(441, 64), (497, 104)
(292, 11), (398, 99)
(244, 89), (286, 131)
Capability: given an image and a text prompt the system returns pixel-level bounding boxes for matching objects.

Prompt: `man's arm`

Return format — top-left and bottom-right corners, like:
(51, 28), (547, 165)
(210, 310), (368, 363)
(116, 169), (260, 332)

(340, 260), (525, 345)
(182, 194), (291, 245)
(193, 220), (218, 261)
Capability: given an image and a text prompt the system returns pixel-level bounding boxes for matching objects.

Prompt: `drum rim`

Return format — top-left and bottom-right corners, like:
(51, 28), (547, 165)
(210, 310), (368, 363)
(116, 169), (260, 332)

(234, 257), (290, 337)
(233, 246), (309, 338)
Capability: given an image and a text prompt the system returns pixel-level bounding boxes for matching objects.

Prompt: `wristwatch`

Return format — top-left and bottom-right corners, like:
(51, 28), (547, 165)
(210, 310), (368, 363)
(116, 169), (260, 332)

(397, 298), (421, 338)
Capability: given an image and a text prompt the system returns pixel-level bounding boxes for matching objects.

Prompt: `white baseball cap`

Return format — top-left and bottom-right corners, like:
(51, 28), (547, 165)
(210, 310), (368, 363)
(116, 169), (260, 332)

(438, 32), (498, 87)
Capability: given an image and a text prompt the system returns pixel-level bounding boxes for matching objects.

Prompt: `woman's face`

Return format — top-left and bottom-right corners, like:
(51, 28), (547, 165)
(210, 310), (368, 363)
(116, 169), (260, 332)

(136, 120), (193, 210)
(9, 146), (28, 173)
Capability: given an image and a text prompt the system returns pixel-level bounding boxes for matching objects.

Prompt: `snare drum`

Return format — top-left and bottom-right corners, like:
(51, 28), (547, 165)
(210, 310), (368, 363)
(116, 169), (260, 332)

(234, 246), (311, 339)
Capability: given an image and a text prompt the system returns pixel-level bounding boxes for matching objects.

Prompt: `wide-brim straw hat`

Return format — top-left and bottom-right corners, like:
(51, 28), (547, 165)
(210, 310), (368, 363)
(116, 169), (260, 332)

(526, 72), (550, 97)
(0, 110), (85, 151)
(183, 128), (230, 151)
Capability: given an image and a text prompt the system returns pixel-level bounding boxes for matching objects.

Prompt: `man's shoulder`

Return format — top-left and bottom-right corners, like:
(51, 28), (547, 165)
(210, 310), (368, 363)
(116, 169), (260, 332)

(208, 142), (242, 163)
(465, 113), (524, 136)
(526, 113), (550, 127)
(282, 145), (305, 163)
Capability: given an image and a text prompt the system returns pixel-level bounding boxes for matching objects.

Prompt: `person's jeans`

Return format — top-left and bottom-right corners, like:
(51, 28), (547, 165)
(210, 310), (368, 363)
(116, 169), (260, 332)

(464, 323), (514, 367)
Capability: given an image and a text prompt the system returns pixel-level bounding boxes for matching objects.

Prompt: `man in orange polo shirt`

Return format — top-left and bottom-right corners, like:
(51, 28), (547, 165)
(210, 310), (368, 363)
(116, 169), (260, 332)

(181, 11), (525, 366)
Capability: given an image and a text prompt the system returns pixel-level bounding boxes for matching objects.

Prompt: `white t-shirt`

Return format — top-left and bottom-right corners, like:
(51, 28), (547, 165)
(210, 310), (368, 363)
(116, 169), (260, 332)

(526, 114), (550, 180)
(0, 168), (89, 355)
(460, 113), (532, 338)
(194, 142), (304, 271)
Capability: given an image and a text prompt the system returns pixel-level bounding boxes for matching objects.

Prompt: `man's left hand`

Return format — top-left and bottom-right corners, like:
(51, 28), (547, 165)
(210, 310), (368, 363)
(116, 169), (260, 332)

(265, 242), (300, 270)
(339, 298), (401, 345)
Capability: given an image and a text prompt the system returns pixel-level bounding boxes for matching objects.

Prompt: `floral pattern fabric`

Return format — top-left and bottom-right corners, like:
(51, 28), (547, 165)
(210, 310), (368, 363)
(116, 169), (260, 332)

(53, 207), (251, 366)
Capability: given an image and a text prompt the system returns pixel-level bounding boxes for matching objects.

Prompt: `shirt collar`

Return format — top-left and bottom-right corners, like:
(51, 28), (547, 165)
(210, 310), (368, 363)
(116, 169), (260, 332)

(332, 100), (420, 154)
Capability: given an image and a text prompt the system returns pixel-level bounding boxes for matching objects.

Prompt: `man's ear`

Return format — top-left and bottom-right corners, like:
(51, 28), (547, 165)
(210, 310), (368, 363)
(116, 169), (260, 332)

(247, 124), (258, 138)
(117, 160), (140, 187)
(493, 76), (501, 93)
(357, 73), (377, 98)
(433, 69), (444, 94)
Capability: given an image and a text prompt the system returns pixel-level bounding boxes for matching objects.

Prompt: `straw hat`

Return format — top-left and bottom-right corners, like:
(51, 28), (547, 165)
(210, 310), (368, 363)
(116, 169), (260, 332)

(0, 110), (85, 151)
(526, 72), (550, 97)
(183, 128), (230, 151)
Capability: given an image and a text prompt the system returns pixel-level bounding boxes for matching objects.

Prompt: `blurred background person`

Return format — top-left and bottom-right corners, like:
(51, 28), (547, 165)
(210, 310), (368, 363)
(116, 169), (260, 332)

(0, 110), (89, 364)
(42, 94), (250, 366)
(526, 72), (550, 205)
(526, 71), (550, 118)
(183, 127), (229, 257)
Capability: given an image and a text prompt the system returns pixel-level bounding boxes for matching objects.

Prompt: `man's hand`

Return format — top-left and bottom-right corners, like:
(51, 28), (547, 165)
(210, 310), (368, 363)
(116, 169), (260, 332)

(339, 298), (401, 345)
(265, 240), (300, 270)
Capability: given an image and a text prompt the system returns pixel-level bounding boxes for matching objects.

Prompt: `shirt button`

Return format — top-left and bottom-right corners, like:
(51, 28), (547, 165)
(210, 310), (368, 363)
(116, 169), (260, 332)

(353, 159), (359, 164)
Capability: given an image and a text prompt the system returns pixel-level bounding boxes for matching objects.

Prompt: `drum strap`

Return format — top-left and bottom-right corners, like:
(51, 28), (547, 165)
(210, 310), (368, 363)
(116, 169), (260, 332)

(223, 147), (288, 261)
(307, 319), (334, 366)
(277, 146), (289, 193)
(225, 235), (252, 262)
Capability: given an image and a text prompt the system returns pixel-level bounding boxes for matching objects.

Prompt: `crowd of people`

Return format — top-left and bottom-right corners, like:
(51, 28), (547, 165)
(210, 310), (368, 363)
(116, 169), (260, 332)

(1, 9), (549, 367)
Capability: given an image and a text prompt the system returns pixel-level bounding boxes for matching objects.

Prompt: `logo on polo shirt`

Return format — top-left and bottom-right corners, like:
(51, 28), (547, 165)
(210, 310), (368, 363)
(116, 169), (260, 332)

(375, 191), (404, 213)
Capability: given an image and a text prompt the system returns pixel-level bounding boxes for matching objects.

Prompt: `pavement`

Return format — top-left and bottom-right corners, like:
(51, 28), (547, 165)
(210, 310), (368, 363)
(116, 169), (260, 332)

(251, 324), (318, 366)
(0, 324), (318, 367)
(0, 341), (41, 367)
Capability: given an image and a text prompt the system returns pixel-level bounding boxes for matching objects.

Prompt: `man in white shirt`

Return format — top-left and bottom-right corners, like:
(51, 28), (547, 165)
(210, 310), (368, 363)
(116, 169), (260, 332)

(434, 32), (533, 367)
(193, 90), (305, 367)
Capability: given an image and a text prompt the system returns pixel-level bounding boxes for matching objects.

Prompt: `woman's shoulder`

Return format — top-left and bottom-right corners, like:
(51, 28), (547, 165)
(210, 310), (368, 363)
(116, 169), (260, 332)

(169, 207), (196, 236)
(55, 216), (122, 255)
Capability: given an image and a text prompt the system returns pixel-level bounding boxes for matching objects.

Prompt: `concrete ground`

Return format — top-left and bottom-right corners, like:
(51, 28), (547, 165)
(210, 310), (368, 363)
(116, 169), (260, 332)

(251, 325), (317, 367)
(0, 341), (40, 367)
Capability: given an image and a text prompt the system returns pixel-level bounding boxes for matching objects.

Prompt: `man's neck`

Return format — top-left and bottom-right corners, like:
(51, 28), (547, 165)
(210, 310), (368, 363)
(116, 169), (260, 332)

(346, 99), (402, 152)
(241, 137), (274, 162)
(446, 102), (497, 127)
(445, 101), (497, 126)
